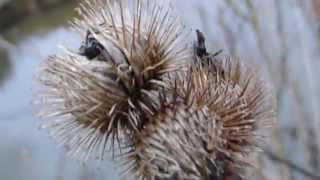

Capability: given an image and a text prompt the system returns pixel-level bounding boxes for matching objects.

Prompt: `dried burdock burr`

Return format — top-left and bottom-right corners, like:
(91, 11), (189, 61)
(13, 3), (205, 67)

(123, 56), (275, 179)
(34, 0), (191, 161)
(33, 0), (275, 178)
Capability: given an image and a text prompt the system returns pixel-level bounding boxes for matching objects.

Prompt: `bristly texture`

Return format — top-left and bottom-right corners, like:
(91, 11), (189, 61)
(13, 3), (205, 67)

(124, 103), (222, 179)
(35, 0), (191, 161)
(123, 57), (276, 179)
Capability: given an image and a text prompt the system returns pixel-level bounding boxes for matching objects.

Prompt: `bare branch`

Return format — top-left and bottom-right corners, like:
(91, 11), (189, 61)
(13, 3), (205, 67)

(225, 0), (250, 22)
(263, 149), (320, 180)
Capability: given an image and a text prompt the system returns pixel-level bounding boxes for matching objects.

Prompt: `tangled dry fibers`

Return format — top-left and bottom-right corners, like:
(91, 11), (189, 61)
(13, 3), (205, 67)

(34, 0), (276, 179)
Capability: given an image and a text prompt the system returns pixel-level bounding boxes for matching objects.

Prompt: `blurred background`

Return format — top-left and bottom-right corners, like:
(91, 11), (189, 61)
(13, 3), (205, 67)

(0, 0), (319, 179)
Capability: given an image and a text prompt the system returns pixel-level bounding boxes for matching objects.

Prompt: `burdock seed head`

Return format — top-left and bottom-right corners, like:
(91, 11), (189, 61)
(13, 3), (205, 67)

(34, 0), (191, 161)
(123, 57), (276, 179)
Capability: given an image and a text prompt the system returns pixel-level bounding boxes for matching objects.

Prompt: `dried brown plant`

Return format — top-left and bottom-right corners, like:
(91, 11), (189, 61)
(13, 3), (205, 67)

(35, 0), (191, 161)
(34, 0), (275, 179)
(123, 57), (275, 179)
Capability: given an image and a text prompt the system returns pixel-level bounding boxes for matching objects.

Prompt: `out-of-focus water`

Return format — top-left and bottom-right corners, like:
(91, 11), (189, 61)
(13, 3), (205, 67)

(0, 3), (120, 180)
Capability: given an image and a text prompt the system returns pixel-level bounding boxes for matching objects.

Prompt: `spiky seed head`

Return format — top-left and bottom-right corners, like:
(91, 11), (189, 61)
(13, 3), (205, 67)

(34, 0), (191, 161)
(123, 57), (276, 179)
(123, 103), (222, 179)
(174, 57), (276, 170)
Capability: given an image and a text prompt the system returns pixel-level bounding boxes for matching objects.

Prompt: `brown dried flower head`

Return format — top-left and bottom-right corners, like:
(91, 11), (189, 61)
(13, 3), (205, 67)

(123, 57), (276, 179)
(35, 0), (190, 161)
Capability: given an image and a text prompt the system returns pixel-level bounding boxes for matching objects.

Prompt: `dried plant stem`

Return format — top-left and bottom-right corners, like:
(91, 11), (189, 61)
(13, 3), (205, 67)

(263, 149), (320, 180)
(225, 0), (273, 75)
